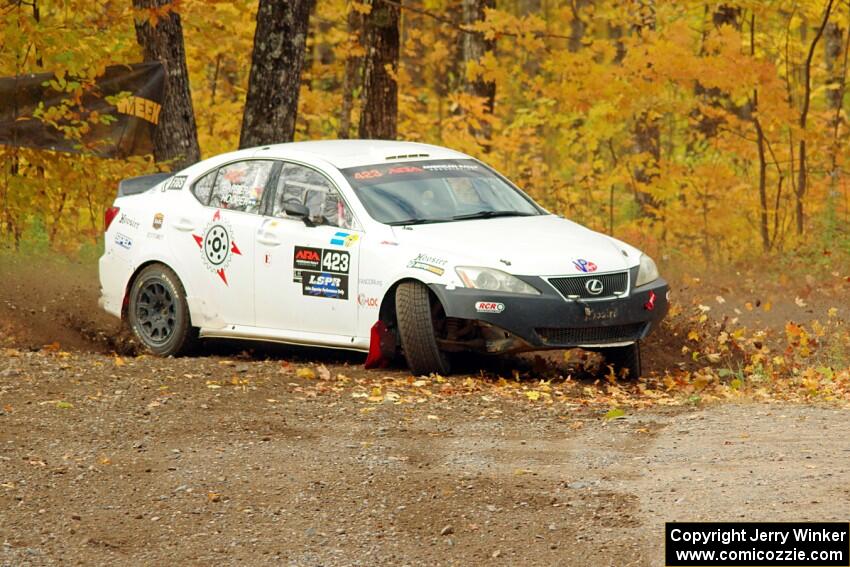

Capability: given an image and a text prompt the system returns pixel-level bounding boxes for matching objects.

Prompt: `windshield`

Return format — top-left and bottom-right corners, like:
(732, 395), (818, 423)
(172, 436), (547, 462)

(341, 159), (544, 225)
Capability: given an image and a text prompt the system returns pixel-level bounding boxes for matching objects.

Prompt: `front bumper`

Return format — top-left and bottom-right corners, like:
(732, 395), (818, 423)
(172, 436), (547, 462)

(428, 273), (669, 352)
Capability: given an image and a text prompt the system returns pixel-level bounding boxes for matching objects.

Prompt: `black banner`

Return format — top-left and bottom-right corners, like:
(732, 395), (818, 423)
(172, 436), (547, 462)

(0, 62), (164, 157)
(666, 522), (850, 566)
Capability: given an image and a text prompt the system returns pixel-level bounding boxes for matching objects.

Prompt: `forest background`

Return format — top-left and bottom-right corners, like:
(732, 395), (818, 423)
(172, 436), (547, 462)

(1, 0), (849, 272)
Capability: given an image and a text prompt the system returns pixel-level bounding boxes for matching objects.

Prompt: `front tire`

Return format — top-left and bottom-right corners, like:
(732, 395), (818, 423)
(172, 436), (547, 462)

(395, 281), (451, 376)
(600, 342), (642, 379)
(128, 264), (196, 356)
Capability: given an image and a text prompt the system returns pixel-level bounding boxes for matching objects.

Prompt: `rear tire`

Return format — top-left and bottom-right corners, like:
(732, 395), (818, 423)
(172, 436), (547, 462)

(395, 281), (451, 376)
(600, 342), (642, 379)
(128, 264), (197, 356)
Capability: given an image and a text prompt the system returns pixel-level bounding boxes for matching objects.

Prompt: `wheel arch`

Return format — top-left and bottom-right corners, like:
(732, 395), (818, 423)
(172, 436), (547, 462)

(121, 259), (188, 320)
(378, 277), (445, 328)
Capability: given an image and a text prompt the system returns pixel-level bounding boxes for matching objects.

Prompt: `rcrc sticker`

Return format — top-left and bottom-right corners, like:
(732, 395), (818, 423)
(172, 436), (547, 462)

(302, 272), (348, 300)
(475, 301), (505, 313)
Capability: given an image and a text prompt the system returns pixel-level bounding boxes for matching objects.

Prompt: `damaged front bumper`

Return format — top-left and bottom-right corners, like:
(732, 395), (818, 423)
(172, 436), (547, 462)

(428, 273), (669, 355)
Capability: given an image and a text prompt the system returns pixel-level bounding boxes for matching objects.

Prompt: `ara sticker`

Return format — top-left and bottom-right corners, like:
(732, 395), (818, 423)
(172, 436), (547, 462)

(330, 231), (359, 247)
(152, 212), (164, 230)
(168, 176), (187, 190)
(573, 258), (597, 273)
(302, 272), (348, 300)
(115, 232), (133, 250)
(192, 209), (241, 285)
(475, 301), (505, 314)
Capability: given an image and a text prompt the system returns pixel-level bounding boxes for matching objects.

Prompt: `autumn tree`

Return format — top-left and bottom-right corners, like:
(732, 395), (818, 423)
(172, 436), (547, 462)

(359, 0), (400, 139)
(239, 0), (315, 148)
(132, 0), (201, 170)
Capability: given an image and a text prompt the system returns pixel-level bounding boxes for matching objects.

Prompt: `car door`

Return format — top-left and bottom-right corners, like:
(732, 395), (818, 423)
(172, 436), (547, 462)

(255, 162), (361, 337)
(170, 159), (278, 328)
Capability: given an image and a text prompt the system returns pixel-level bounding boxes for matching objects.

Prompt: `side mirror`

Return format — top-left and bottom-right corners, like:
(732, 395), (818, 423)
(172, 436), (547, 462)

(283, 200), (314, 227)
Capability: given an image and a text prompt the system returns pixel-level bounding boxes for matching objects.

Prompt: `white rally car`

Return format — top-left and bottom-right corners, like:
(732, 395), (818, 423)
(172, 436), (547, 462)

(99, 140), (668, 377)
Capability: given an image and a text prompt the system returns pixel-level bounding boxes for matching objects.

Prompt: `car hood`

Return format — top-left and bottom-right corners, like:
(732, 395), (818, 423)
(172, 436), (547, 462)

(389, 214), (638, 277)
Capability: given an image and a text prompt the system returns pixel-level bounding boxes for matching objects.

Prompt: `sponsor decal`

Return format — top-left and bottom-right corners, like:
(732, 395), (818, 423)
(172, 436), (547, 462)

(380, 240), (399, 246)
(407, 253), (447, 276)
(264, 253), (272, 266)
(118, 213), (139, 230)
(354, 169), (383, 180)
(152, 212), (164, 229)
(146, 232), (164, 241)
(388, 166), (423, 174)
(167, 176), (186, 190)
(115, 232), (133, 250)
(573, 258), (597, 273)
(357, 294), (379, 308)
(359, 278), (383, 287)
(330, 231), (359, 247)
(293, 247), (349, 286)
(302, 272), (348, 300)
(422, 163), (479, 171)
(293, 246), (321, 271)
(475, 301), (505, 314)
(191, 209), (241, 285)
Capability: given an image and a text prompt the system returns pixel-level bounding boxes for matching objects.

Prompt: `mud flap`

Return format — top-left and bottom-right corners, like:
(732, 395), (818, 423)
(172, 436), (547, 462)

(364, 321), (396, 369)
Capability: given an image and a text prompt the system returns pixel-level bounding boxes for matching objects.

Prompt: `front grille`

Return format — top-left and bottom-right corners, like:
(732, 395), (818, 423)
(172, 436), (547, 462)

(547, 272), (628, 300)
(536, 323), (645, 346)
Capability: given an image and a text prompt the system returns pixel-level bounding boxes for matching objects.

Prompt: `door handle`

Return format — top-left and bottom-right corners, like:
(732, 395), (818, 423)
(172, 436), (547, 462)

(173, 218), (195, 232)
(257, 232), (281, 246)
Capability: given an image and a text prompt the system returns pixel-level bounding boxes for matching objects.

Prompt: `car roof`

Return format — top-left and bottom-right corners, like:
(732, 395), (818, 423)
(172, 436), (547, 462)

(252, 139), (472, 169)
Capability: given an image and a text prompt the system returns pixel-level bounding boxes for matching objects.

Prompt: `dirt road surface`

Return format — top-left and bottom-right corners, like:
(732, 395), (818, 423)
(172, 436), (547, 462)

(1, 254), (849, 566)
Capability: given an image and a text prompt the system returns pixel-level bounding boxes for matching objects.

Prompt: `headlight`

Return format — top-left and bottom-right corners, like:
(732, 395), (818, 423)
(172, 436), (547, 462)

(635, 254), (660, 287)
(455, 266), (540, 295)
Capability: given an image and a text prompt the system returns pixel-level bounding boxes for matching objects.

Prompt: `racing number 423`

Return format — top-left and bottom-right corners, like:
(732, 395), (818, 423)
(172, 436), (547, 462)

(322, 250), (349, 273)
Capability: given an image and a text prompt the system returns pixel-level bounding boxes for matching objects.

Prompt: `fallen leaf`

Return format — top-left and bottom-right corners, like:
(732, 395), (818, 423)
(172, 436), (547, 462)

(604, 408), (626, 420)
(296, 367), (316, 380)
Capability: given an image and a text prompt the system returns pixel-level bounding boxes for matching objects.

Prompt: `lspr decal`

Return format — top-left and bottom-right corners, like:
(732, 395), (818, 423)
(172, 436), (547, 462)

(573, 258), (597, 273)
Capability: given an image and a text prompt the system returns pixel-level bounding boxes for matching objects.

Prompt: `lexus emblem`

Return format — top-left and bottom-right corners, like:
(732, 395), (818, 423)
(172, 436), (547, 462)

(585, 278), (604, 295)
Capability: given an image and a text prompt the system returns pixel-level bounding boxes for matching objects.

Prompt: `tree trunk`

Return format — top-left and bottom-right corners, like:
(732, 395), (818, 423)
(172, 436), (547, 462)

(462, 0), (496, 143)
(132, 0), (201, 170)
(694, 4), (742, 139)
(339, 6), (364, 139)
(631, 0), (661, 219)
(358, 0), (400, 140)
(824, 15), (848, 231)
(239, 0), (314, 149)
(796, 0), (835, 235)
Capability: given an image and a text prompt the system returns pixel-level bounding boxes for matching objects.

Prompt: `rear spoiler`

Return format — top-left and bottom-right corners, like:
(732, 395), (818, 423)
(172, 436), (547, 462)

(117, 173), (173, 197)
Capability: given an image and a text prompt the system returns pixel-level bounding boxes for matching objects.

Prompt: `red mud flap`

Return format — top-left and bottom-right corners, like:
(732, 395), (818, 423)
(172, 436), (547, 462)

(364, 321), (396, 369)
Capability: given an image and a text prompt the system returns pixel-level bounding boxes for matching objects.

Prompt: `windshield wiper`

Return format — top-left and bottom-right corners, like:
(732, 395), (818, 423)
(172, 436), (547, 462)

(386, 217), (451, 226)
(450, 210), (537, 221)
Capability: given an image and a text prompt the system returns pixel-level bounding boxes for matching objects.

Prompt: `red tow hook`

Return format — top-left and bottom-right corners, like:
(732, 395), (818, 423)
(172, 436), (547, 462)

(644, 290), (656, 311)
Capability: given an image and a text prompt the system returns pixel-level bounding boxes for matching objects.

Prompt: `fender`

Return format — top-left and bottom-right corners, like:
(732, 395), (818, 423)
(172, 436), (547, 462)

(121, 251), (223, 330)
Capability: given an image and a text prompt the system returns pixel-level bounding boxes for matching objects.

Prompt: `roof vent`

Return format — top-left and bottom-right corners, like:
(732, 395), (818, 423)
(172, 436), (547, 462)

(384, 153), (430, 160)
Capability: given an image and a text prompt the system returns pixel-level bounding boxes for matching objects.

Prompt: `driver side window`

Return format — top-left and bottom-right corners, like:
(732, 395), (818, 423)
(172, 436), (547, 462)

(272, 163), (354, 229)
